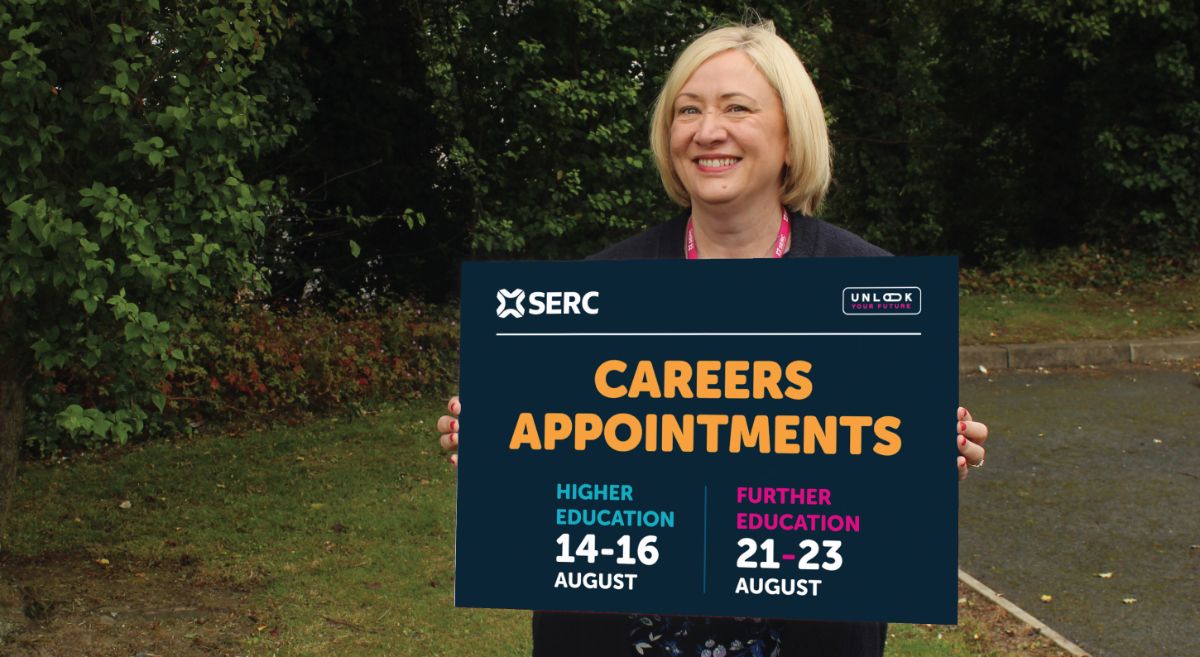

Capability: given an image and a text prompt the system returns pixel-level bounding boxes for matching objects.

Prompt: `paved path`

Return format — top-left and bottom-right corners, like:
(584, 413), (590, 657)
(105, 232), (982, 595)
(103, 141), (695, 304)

(960, 336), (1200, 373)
(959, 363), (1200, 657)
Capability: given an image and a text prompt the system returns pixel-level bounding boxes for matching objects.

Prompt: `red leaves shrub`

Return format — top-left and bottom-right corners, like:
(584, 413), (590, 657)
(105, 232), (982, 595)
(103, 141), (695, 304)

(25, 300), (458, 452)
(167, 299), (459, 423)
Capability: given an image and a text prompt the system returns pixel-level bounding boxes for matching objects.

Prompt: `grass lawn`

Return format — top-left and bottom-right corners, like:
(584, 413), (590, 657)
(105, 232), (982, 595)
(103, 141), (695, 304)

(959, 265), (1199, 345)
(2, 399), (1073, 657)
(6, 400), (527, 656)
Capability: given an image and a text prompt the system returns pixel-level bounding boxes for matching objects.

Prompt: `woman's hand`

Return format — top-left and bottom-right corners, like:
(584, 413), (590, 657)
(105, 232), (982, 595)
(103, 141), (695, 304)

(437, 395), (461, 468)
(956, 406), (988, 481)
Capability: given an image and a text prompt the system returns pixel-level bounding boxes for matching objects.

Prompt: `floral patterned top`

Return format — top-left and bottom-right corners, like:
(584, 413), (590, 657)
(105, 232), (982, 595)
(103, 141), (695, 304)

(629, 615), (782, 657)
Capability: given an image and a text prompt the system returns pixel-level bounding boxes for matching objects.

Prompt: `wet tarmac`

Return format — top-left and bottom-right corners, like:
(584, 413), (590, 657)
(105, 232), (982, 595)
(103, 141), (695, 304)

(959, 364), (1200, 657)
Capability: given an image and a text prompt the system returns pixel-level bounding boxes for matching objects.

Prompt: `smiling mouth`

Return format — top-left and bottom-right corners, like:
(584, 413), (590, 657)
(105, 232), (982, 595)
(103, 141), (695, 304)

(696, 157), (740, 168)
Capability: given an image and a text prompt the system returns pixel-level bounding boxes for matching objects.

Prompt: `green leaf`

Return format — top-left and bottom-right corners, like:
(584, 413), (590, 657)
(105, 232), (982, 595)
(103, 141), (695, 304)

(92, 417), (113, 437)
(349, 240), (361, 258)
(6, 195), (31, 215)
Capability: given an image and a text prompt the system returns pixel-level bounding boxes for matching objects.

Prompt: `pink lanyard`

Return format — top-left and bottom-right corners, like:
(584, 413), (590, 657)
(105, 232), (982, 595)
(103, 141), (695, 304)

(685, 208), (791, 259)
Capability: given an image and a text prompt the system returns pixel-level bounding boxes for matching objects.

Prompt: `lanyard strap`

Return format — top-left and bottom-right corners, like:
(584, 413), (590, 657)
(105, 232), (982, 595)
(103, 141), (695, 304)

(685, 208), (791, 259)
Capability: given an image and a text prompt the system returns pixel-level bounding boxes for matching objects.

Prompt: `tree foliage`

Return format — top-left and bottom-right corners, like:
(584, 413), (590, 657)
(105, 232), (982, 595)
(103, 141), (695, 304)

(818, 0), (1200, 260)
(0, 0), (339, 529)
(254, 0), (448, 301)
(264, 1), (822, 300)
(257, 0), (1197, 304)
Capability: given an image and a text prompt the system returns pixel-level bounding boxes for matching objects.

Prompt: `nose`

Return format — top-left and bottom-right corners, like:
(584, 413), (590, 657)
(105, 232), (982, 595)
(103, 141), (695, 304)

(693, 110), (727, 145)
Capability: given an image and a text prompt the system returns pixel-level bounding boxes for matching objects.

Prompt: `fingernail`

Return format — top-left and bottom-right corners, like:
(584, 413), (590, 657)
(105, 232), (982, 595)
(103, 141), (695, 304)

(958, 456), (966, 468)
(452, 401), (460, 414)
(958, 421), (966, 433)
(958, 408), (967, 420)
(959, 435), (966, 446)
(450, 433), (458, 445)
(449, 454), (458, 467)
(451, 419), (458, 432)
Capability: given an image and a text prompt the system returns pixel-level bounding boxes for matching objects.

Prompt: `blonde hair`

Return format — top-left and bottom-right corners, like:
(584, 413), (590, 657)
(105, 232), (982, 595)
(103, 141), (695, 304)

(649, 21), (831, 215)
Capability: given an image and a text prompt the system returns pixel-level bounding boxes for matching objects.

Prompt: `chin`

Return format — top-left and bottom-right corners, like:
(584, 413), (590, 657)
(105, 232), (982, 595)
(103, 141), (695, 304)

(687, 186), (739, 206)
(691, 191), (752, 209)
(692, 197), (738, 208)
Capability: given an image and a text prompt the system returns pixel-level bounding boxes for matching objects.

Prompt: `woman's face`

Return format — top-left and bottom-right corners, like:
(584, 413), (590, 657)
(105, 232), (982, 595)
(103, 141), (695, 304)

(669, 50), (790, 214)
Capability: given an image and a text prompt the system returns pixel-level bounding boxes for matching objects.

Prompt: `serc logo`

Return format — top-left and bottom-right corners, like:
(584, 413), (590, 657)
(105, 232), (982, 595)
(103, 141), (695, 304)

(496, 288), (526, 318)
(496, 288), (599, 318)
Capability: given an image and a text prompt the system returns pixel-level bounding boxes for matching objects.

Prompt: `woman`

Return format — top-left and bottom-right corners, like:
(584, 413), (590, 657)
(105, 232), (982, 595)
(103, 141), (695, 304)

(438, 20), (988, 657)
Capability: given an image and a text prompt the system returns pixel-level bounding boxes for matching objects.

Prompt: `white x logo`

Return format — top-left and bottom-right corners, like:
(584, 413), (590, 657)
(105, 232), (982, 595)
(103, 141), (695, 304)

(496, 288), (525, 318)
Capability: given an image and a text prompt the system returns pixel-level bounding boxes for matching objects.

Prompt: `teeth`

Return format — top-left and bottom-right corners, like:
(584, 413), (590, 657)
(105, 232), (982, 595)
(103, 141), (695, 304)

(698, 158), (738, 167)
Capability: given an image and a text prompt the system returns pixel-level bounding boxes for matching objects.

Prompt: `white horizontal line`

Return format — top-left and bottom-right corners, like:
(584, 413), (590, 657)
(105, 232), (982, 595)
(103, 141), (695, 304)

(495, 332), (922, 337)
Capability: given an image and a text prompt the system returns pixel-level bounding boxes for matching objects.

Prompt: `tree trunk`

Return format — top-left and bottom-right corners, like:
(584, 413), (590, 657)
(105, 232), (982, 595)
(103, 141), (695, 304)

(0, 300), (28, 554)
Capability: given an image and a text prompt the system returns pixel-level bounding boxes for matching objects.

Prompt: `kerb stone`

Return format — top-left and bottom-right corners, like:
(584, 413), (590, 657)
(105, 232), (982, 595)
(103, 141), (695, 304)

(959, 346), (1008, 373)
(1007, 342), (1129, 369)
(1130, 338), (1200, 363)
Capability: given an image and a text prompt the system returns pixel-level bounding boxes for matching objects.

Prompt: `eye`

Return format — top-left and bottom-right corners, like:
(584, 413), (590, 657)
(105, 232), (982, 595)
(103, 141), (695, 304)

(728, 104), (750, 113)
(676, 106), (700, 116)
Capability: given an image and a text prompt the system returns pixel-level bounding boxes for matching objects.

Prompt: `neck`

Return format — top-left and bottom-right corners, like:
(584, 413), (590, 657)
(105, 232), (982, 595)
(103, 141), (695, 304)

(690, 198), (788, 259)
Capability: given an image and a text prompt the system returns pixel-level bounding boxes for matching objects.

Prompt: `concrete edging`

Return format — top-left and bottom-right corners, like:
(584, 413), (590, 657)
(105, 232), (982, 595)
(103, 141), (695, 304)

(959, 336), (1200, 373)
(958, 569), (1091, 657)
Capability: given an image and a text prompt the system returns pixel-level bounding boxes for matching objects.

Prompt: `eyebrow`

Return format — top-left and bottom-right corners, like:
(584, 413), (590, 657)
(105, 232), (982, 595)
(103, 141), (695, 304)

(675, 92), (757, 103)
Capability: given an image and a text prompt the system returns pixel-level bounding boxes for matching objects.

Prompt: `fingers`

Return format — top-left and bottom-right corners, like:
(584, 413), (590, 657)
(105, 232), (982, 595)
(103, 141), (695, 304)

(957, 407), (988, 481)
(438, 395), (461, 434)
(958, 407), (988, 446)
(437, 413), (458, 452)
(958, 419), (989, 447)
(436, 414), (459, 435)
(439, 396), (461, 469)
(958, 432), (985, 465)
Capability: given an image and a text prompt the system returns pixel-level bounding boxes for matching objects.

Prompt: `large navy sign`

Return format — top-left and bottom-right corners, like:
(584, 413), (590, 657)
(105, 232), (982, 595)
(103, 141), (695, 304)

(455, 257), (958, 624)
